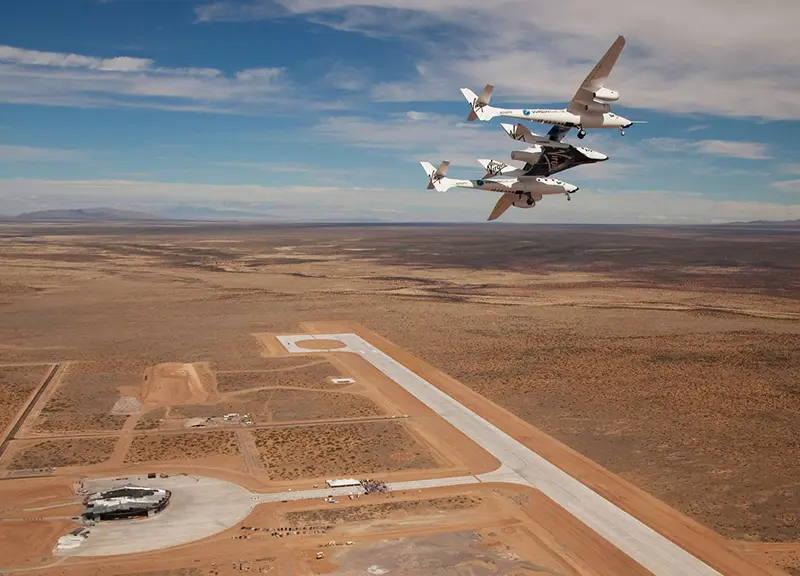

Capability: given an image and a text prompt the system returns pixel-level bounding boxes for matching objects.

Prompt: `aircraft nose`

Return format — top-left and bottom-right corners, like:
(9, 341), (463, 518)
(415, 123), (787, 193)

(569, 184), (579, 193)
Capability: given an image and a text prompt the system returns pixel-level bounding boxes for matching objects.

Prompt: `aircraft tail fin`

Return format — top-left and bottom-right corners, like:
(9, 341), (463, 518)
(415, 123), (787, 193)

(420, 161), (456, 192)
(501, 122), (570, 148)
(500, 122), (536, 141)
(461, 84), (499, 122)
(477, 158), (516, 179)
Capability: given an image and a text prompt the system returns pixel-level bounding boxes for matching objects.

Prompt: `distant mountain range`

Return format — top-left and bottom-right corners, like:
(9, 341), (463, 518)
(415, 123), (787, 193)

(3, 207), (799, 226)
(157, 205), (266, 220)
(13, 208), (162, 221)
(729, 218), (800, 227)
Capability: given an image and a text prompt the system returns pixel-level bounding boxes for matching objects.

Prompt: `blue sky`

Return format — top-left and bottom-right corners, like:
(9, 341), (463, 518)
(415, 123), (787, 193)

(0, 0), (798, 222)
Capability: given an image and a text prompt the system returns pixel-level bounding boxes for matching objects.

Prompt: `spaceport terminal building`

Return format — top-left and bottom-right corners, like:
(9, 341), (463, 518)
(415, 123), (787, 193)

(83, 485), (171, 521)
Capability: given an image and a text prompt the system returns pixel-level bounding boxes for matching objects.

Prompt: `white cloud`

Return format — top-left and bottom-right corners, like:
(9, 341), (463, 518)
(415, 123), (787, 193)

(322, 63), (371, 91)
(195, 0), (800, 119)
(773, 179), (800, 193)
(1, 177), (798, 223)
(646, 138), (770, 159)
(216, 161), (316, 172)
(695, 140), (770, 159)
(313, 111), (514, 169)
(0, 144), (88, 163)
(0, 46), (153, 71)
(235, 67), (283, 82)
(0, 45), (292, 113)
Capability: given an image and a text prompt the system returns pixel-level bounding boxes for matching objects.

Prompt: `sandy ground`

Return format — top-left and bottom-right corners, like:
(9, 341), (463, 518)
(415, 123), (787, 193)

(0, 519), (77, 570)
(297, 322), (788, 576)
(0, 364), (54, 448)
(0, 223), (796, 575)
(735, 543), (800, 576)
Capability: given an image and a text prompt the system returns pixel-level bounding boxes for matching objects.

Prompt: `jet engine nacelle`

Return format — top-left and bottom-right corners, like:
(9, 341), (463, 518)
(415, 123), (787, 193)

(510, 190), (543, 207)
(511, 194), (537, 208)
(576, 100), (611, 114)
(593, 87), (619, 102)
(510, 146), (542, 164)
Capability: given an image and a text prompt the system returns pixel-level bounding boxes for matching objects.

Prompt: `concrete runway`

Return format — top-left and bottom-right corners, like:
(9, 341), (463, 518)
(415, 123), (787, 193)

(277, 333), (722, 576)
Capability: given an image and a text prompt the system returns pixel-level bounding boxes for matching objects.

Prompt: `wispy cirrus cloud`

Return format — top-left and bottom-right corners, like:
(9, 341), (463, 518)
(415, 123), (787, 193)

(0, 45), (291, 114)
(0, 45), (222, 77)
(773, 179), (800, 193)
(695, 139), (771, 159)
(194, 0), (800, 120)
(313, 111), (512, 169)
(0, 144), (89, 163)
(216, 161), (317, 172)
(645, 138), (770, 159)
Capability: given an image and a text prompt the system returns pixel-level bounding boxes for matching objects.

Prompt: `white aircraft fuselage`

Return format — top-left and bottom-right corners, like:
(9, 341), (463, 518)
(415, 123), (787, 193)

(492, 108), (632, 130)
(448, 176), (578, 198)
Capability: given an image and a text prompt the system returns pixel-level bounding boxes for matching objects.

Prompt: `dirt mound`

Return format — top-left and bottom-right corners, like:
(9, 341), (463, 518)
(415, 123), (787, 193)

(141, 363), (218, 408)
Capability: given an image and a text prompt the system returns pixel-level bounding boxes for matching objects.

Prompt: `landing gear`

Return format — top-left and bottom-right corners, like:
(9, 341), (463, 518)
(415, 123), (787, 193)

(619, 128), (625, 136)
(526, 195), (535, 206)
(577, 128), (586, 139)
(566, 193), (571, 201)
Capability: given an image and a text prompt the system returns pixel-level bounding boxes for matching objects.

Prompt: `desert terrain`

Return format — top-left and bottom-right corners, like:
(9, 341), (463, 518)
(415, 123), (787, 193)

(0, 221), (797, 575)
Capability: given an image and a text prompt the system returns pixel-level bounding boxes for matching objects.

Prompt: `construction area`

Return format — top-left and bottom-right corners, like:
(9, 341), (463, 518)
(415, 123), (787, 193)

(0, 322), (792, 575)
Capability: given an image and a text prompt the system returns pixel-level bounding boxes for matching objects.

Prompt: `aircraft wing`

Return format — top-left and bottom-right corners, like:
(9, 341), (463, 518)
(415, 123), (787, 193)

(568, 35), (625, 113)
(487, 193), (515, 221)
